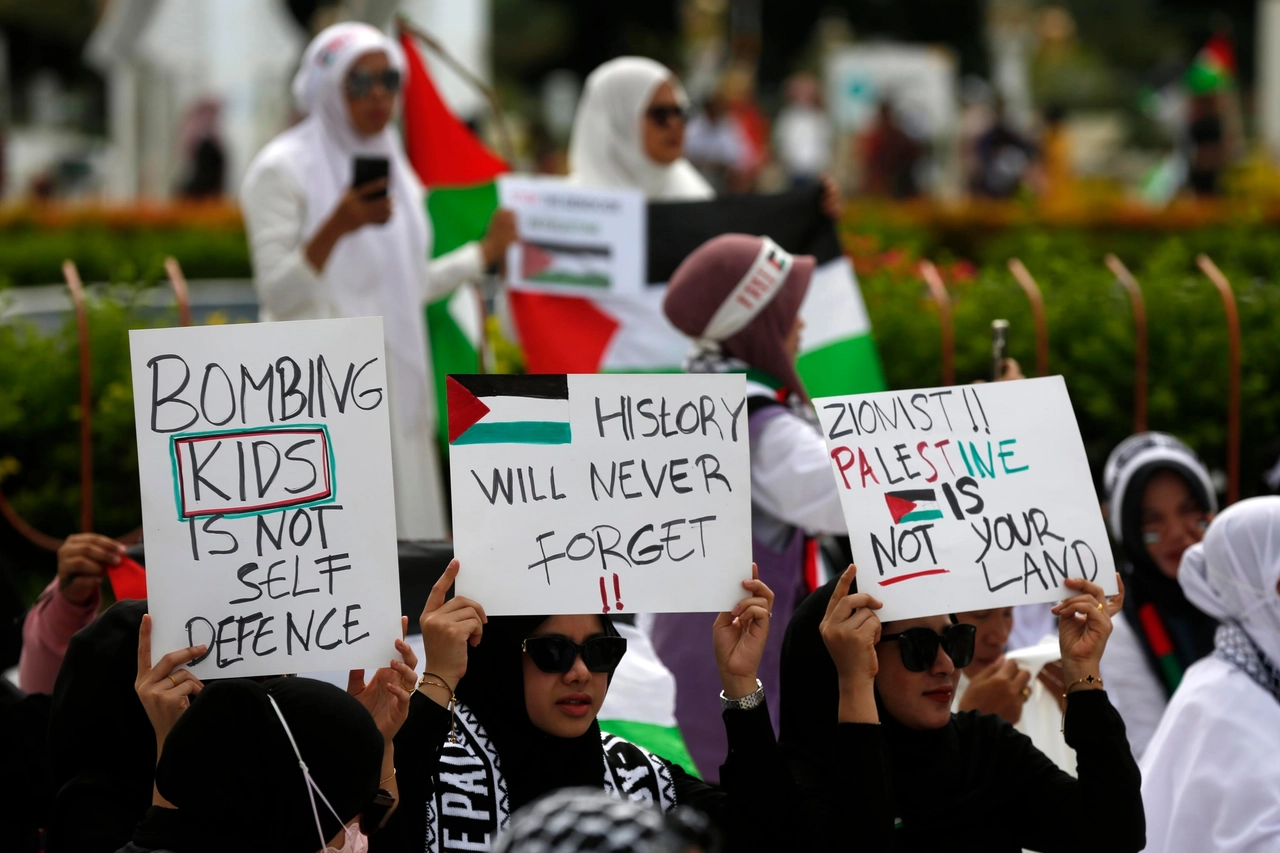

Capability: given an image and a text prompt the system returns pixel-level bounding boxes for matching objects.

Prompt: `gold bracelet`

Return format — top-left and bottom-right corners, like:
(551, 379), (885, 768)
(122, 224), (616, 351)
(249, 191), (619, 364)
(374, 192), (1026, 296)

(417, 672), (459, 744)
(1059, 674), (1104, 733)
(379, 768), (396, 785)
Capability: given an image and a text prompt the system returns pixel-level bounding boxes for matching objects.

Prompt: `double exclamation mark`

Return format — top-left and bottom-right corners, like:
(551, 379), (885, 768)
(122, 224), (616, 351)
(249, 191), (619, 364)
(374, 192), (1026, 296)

(599, 574), (624, 613)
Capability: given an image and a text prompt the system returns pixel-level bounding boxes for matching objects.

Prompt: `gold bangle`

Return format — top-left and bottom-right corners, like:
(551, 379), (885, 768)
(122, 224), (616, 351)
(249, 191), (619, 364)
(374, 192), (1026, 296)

(1059, 674), (1104, 733)
(417, 672), (460, 744)
(379, 768), (396, 785)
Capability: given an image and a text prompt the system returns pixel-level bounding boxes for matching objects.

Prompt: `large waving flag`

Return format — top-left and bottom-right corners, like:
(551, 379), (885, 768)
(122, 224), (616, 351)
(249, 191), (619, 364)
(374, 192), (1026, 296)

(399, 29), (506, 445)
(507, 185), (885, 397)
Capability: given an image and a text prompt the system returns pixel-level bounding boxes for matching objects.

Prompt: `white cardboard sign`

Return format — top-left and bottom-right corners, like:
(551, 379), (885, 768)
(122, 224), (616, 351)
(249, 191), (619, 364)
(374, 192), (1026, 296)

(498, 175), (645, 296)
(814, 376), (1116, 622)
(448, 373), (751, 615)
(128, 318), (401, 678)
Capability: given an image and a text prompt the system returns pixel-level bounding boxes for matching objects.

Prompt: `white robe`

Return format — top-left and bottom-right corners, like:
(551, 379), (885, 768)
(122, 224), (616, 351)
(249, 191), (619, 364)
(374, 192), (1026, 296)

(1099, 611), (1168, 762)
(1140, 656), (1280, 852)
(242, 127), (484, 540)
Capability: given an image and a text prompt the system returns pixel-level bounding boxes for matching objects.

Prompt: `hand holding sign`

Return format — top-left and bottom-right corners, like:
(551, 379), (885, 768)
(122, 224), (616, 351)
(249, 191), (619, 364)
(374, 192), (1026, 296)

(347, 616), (420, 743)
(135, 613), (206, 752)
(711, 564), (775, 699)
(1053, 574), (1124, 689)
(819, 565), (883, 724)
(418, 560), (488, 702)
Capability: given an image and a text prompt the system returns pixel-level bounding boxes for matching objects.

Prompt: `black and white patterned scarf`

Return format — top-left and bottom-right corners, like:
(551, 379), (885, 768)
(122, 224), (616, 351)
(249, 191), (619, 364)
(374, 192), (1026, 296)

(425, 702), (677, 851)
(1214, 621), (1280, 705)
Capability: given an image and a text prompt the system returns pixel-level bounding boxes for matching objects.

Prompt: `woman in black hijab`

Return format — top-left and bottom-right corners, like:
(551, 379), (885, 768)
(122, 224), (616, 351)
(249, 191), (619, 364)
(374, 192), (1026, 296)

(1099, 432), (1217, 759)
(376, 560), (795, 852)
(121, 676), (384, 853)
(779, 565), (1145, 853)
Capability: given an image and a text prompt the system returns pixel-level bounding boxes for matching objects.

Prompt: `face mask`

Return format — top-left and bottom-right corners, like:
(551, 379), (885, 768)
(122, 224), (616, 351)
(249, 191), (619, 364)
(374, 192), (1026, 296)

(267, 695), (368, 853)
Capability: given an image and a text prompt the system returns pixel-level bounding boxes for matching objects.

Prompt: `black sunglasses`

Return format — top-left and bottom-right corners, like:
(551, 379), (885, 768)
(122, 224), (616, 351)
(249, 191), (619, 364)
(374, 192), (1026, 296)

(346, 68), (402, 100)
(880, 623), (976, 672)
(645, 104), (687, 128)
(522, 635), (627, 674)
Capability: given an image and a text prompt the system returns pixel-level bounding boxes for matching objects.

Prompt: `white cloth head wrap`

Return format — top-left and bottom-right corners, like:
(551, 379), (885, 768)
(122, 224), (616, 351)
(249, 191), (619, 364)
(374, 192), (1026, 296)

(567, 57), (714, 200)
(283, 22), (431, 430)
(1180, 496), (1280, 667)
(698, 237), (794, 345)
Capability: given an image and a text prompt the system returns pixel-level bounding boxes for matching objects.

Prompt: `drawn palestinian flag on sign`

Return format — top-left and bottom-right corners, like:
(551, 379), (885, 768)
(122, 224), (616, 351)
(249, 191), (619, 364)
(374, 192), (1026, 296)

(884, 489), (944, 524)
(520, 240), (612, 288)
(508, 184), (884, 397)
(447, 374), (571, 446)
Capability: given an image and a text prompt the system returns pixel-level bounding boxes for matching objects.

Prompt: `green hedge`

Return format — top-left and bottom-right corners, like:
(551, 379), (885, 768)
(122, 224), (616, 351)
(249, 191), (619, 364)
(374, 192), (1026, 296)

(2, 223), (1278, 593)
(0, 225), (251, 286)
(853, 225), (1280, 497)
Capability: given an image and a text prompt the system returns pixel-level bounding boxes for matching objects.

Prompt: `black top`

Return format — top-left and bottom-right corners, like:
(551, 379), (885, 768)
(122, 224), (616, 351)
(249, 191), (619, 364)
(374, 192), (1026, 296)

(374, 692), (796, 853)
(780, 577), (1145, 853)
(789, 693), (1145, 852)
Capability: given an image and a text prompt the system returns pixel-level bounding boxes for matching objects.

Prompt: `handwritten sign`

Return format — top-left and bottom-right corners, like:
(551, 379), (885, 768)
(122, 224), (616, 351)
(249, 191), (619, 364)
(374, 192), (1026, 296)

(448, 374), (750, 615)
(499, 175), (645, 296)
(815, 376), (1116, 621)
(128, 318), (401, 678)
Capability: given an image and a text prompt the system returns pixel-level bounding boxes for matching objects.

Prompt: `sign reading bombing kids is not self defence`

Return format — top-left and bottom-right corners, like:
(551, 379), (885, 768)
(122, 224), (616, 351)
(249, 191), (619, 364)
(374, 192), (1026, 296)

(815, 376), (1117, 622)
(448, 374), (751, 615)
(129, 318), (402, 679)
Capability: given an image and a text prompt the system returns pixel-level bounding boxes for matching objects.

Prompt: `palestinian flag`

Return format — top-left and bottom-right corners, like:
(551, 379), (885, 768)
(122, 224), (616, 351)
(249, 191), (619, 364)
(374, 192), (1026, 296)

(521, 240), (612, 288)
(508, 185), (885, 397)
(884, 489), (943, 525)
(1186, 33), (1235, 94)
(446, 374), (571, 446)
(399, 29), (506, 446)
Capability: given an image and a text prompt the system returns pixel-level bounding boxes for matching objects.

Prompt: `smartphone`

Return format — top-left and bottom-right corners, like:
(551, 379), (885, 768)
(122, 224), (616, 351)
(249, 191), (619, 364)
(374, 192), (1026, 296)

(991, 319), (1009, 381)
(353, 156), (390, 198)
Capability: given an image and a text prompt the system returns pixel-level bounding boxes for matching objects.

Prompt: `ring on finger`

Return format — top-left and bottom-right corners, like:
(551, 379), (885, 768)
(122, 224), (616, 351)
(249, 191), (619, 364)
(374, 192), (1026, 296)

(1095, 601), (1104, 611)
(168, 674), (179, 687)
(1021, 686), (1032, 700)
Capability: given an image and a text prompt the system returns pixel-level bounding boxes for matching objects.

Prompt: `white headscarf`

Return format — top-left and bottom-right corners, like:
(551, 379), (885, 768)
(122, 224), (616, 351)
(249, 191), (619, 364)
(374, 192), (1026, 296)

(567, 57), (714, 200)
(1180, 496), (1280, 667)
(287, 22), (431, 428)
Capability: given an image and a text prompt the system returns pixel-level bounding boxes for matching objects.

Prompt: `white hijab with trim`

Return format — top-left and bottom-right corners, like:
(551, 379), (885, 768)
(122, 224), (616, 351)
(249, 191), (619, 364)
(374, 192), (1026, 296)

(1180, 496), (1280, 667)
(567, 57), (713, 200)
(287, 22), (431, 428)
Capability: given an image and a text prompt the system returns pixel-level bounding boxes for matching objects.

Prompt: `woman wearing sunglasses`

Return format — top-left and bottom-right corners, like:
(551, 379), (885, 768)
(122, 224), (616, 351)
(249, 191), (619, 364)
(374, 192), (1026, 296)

(778, 565), (1146, 852)
(373, 561), (795, 852)
(242, 22), (516, 543)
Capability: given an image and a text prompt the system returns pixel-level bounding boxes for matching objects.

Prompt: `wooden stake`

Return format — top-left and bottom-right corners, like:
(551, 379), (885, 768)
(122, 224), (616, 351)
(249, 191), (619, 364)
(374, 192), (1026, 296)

(164, 256), (193, 327)
(1104, 254), (1148, 434)
(1007, 258), (1049, 377)
(62, 260), (93, 533)
(918, 260), (955, 386)
(1196, 254), (1241, 505)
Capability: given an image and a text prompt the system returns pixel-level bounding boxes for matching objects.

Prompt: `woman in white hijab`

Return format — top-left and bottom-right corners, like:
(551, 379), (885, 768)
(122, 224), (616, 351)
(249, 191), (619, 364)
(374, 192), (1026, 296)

(567, 57), (714, 200)
(1140, 496), (1280, 852)
(241, 22), (513, 540)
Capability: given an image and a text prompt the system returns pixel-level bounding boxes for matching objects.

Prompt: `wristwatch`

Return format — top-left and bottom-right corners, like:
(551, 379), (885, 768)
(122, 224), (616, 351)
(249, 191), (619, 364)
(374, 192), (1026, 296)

(720, 678), (765, 711)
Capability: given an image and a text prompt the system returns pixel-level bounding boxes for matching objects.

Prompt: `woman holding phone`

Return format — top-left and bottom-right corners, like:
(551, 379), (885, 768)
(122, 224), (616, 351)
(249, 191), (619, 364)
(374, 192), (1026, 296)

(242, 22), (515, 540)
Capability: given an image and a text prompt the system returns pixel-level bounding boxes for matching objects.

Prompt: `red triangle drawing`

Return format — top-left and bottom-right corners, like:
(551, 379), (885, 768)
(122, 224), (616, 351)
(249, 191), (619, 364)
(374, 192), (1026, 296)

(508, 291), (620, 374)
(446, 376), (491, 443)
(521, 242), (555, 280)
(884, 494), (918, 525)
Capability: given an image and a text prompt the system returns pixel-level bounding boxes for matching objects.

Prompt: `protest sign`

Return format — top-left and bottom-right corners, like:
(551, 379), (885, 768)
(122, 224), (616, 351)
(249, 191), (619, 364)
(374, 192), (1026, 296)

(815, 376), (1117, 622)
(128, 317), (401, 678)
(448, 373), (751, 615)
(499, 175), (645, 296)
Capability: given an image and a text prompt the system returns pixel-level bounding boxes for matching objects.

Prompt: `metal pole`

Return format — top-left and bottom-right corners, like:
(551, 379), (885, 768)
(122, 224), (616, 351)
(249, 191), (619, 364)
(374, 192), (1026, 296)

(1104, 254), (1148, 434)
(1196, 254), (1241, 505)
(62, 260), (93, 532)
(1007, 258), (1049, 377)
(918, 260), (955, 386)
